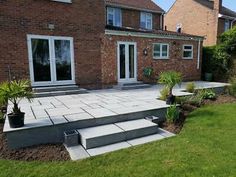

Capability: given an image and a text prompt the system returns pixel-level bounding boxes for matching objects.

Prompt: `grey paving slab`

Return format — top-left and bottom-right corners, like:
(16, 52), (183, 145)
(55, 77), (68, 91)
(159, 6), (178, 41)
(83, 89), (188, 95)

(115, 119), (157, 131)
(127, 134), (165, 146)
(50, 116), (68, 125)
(78, 124), (124, 139)
(85, 108), (117, 118)
(87, 142), (131, 156)
(65, 145), (90, 160)
(65, 112), (94, 122)
(158, 128), (176, 138)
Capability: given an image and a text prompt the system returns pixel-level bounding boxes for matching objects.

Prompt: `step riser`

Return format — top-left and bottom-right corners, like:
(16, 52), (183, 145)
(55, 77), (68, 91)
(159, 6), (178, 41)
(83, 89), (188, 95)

(35, 90), (87, 98)
(125, 126), (158, 140)
(33, 86), (79, 93)
(80, 125), (158, 149)
(121, 85), (151, 90)
(82, 133), (126, 149)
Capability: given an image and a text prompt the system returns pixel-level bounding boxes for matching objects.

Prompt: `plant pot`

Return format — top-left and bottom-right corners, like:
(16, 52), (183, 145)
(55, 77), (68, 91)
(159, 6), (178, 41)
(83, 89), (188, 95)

(8, 112), (25, 128)
(64, 130), (79, 147)
(166, 95), (176, 105)
(205, 73), (213, 81)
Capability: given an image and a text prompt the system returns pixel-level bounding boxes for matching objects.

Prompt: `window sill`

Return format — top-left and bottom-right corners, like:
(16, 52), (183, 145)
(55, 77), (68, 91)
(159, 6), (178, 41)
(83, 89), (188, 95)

(182, 58), (193, 60)
(51, 0), (72, 3)
(153, 58), (169, 60)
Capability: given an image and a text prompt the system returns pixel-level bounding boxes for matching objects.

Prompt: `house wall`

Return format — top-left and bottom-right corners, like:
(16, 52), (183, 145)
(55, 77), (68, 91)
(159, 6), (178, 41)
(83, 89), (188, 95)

(0, 0), (105, 88)
(165, 0), (219, 46)
(101, 34), (202, 88)
(122, 9), (162, 30)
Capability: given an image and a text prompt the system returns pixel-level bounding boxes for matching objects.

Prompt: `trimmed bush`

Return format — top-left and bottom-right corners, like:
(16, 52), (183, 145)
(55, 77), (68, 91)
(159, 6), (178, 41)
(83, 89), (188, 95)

(159, 87), (169, 101)
(186, 82), (196, 93)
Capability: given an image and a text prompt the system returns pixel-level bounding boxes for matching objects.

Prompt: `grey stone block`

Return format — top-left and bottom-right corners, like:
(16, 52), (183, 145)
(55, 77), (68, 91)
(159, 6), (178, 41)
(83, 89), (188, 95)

(64, 130), (79, 147)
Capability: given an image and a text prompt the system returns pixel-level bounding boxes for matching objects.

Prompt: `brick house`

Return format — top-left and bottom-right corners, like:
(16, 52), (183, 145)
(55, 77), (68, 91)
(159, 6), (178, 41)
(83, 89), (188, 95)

(165, 0), (236, 46)
(0, 0), (204, 89)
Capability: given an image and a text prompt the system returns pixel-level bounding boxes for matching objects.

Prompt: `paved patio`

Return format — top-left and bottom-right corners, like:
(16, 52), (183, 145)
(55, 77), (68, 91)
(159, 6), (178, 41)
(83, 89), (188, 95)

(4, 81), (228, 132)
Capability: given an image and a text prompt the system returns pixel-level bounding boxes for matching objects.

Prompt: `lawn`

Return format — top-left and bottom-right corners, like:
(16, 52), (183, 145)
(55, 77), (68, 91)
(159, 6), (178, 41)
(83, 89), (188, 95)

(0, 103), (235, 177)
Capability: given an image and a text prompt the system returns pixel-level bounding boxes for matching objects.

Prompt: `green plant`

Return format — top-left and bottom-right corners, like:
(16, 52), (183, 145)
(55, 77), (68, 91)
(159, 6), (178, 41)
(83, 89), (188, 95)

(166, 104), (179, 123)
(0, 80), (33, 114)
(186, 82), (196, 93)
(199, 89), (217, 100)
(185, 92), (204, 106)
(228, 76), (236, 97)
(143, 67), (154, 78)
(158, 71), (182, 96)
(159, 87), (169, 101)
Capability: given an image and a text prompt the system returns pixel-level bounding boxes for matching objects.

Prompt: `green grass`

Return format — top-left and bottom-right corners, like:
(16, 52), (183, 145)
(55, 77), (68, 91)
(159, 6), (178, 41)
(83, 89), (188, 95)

(0, 104), (236, 177)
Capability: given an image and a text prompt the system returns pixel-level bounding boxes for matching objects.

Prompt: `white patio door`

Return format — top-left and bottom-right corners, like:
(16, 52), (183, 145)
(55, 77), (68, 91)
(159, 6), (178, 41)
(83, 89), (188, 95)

(117, 42), (137, 82)
(27, 35), (75, 86)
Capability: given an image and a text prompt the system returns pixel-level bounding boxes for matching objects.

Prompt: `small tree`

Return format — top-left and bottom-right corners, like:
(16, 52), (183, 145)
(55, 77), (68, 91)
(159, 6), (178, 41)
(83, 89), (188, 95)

(0, 80), (33, 114)
(159, 71), (182, 96)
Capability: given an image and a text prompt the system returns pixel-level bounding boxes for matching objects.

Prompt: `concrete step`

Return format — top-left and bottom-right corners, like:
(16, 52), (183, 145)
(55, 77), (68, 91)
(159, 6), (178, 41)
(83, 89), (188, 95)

(77, 119), (158, 149)
(121, 84), (152, 90)
(35, 88), (87, 98)
(33, 85), (80, 93)
(114, 82), (152, 90)
(87, 133), (166, 157)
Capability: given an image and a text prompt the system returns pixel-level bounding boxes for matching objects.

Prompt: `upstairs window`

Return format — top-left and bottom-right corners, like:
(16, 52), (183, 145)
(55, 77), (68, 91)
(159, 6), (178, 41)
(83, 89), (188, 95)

(183, 45), (193, 59)
(224, 19), (230, 32)
(153, 43), (169, 59)
(140, 12), (153, 30)
(107, 7), (122, 27)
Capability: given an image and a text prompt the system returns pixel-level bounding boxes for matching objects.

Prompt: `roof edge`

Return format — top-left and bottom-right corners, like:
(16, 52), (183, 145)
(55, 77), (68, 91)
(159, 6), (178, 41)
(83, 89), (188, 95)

(105, 29), (204, 41)
(105, 2), (165, 14)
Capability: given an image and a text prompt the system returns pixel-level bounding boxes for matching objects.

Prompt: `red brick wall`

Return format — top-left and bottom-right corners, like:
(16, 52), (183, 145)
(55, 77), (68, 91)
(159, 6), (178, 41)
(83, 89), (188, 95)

(101, 34), (202, 87)
(0, 0), (105, 88)
(165, 0), (219, 46)
(122, 9), (162, 30)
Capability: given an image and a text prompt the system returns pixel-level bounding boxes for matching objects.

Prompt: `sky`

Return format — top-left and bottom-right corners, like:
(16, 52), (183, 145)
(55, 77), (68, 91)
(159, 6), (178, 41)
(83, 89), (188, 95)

(153, 0), (236, 12)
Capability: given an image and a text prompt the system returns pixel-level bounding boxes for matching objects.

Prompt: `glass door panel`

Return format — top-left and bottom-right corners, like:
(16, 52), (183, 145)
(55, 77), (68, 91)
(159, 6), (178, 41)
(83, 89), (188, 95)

(54, 40), (72, 81)
(129, 45), (135, 79)
(119, 44), (126, 79)
(31, 39), (51, 82)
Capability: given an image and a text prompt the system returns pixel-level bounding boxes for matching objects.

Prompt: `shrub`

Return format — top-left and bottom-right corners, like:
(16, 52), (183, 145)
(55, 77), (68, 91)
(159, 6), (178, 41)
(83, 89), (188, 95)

(166, 104), (179, 123)
(228, 77), (236, 97)
(186, 82), (196, 93)
(158, 71), (182, 96)
(199, 89), (217, 100)
(143, 67), (154, 78)
(185, 92), (204, 107)
(159, 87), (169, 101)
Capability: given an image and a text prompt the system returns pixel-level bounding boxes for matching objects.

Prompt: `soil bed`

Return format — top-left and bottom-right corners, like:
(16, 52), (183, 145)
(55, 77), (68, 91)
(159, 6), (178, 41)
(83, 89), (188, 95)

(162, 94), (236, 134)
(0, 124), (70, 162)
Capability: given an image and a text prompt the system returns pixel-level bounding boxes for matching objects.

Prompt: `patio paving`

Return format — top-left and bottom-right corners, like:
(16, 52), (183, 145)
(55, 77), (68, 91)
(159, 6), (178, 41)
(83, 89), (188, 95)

(4, 81), (228, 132)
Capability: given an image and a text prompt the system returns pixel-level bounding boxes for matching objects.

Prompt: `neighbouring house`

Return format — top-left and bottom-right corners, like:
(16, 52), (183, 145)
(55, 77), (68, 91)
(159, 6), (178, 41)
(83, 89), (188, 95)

(0, 0), (204, 89)
(165, 0), (236, 46)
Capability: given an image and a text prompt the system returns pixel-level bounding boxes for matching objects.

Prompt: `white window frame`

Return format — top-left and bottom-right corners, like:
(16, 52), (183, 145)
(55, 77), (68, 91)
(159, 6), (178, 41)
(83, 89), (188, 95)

(51, 0), (72, 3)
(153, 43), (169, 59)
(140, 12), (153, 30)
(107, 7), (122, 27)
(27, 34), (75, 87)
(183, 45), (194, 59)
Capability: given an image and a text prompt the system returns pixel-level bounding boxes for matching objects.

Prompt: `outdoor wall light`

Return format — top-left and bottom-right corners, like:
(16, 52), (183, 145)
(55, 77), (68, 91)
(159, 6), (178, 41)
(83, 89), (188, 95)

(143, 48), (148, 56)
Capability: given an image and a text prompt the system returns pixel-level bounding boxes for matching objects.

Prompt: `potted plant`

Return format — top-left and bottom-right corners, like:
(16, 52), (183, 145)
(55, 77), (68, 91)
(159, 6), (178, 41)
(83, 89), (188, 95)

(143, 67), (154, 83)
(0, 80), (34, 128)
(158, 71), (182, 105)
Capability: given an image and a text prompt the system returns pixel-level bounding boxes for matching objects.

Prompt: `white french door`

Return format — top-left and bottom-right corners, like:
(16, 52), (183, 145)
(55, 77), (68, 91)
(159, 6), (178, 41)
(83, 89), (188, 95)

(117, 42), (137, 82)
(27, 35), (75, 86)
